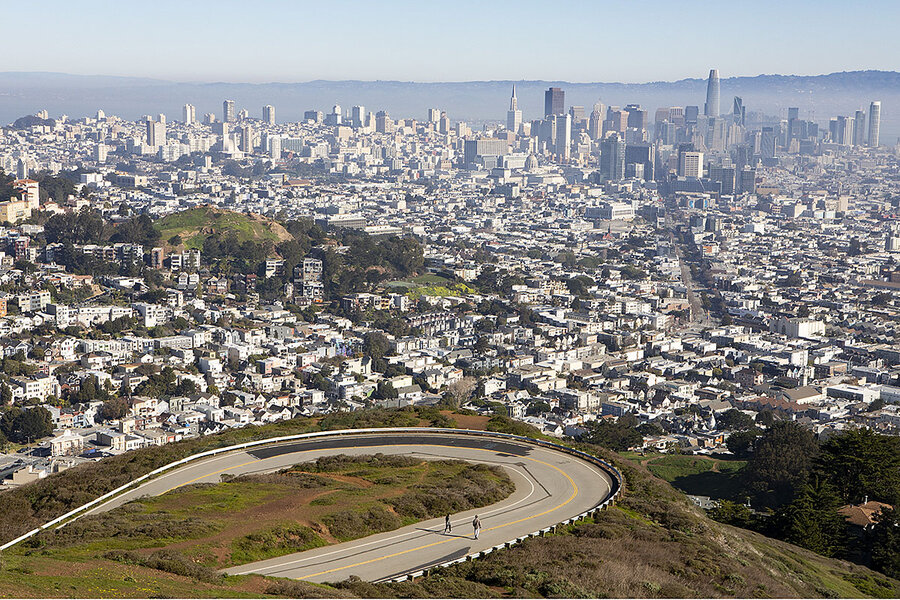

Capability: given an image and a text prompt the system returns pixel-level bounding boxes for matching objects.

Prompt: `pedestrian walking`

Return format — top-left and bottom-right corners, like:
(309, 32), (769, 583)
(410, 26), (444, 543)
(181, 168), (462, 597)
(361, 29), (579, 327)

(444, 514), (452, 534)
(472, 515), (481, 539)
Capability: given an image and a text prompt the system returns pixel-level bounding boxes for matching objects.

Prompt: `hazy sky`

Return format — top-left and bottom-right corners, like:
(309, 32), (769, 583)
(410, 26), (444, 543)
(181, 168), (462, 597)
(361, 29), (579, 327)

(4, 0), (899, 83)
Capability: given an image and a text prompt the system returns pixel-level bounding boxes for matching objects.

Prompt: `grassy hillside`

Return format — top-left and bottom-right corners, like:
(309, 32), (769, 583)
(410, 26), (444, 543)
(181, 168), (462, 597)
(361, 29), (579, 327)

(154, 206), (292, 250)
(345, 454), (900, 599)
(0, 455), (512, 598)
(1, 409), (897, 598)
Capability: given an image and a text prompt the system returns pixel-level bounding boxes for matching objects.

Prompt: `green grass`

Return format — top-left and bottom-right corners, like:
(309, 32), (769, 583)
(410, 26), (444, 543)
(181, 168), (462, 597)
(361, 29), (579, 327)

(154, 207), (286, 249)
(646, 454), (746, 500)
(1, 454), (514, 597)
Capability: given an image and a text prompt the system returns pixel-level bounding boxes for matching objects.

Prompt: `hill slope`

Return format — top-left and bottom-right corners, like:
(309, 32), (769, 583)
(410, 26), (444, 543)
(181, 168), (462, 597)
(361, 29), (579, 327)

(153, 206), (291, 250)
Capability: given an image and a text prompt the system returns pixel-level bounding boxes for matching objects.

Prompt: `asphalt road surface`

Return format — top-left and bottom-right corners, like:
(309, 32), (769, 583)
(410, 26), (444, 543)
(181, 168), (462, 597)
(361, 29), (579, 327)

(83, 432), (614, 583)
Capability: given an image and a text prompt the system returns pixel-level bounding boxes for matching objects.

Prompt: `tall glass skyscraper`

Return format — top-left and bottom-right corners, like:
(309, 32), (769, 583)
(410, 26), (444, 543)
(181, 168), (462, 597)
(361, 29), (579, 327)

(544, 87), (565, 117)
(704, 69), (720, 117)
(868, 101), (881, 147)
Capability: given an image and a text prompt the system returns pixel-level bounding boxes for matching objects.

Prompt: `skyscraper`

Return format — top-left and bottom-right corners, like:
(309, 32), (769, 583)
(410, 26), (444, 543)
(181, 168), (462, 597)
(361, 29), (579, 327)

(145, 118), (166, 147)
(507, 85), (522, 133)
(555, 113), (571, 160)
(732, 97), (745, 126)
(544, 87), (564, 117)
(868, 101), (881, 147)
(600, 134), (626, 181)
(223, 99), (235, 123)
(854, 110), (866, 146)
(239, 124), (254, 153)
(351, 105), (366, 128)
(182, 103), (196, 125)
(704, 69), (720, 117)
(262, 105), (276, 125)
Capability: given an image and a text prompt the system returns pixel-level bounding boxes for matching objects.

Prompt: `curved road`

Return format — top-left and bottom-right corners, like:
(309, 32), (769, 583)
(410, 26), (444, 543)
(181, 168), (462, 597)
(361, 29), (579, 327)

(85, 432), (614, 583)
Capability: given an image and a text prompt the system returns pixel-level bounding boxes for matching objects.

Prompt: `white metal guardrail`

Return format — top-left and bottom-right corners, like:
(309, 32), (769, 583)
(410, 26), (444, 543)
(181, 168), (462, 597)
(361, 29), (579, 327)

(0, 427), (623, 578)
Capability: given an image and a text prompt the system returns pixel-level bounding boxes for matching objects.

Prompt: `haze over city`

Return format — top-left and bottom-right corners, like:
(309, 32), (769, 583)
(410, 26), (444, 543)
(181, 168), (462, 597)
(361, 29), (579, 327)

(1, 2), (900, 600)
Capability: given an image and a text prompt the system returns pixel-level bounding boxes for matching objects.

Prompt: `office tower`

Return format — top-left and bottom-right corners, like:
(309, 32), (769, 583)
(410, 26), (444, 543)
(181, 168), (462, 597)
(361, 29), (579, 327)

(732, 97), (745, 126)
(588, 107), (603, 139)
(868, 101), (881, 146)
(507, 85), (522, 133)
(555, 113), (572, 160)
(182, 103), (196, 124)
(375, 111), (394, 133)
(831, 116), (854, 145)
(427, 108), (440, 123)
(604, 107), (628, 136)
(544, 87), (564, 117)
(325, 105), (343, 126)
(739, 167), (757, 193)
(303, 110), (323, 123)
(262, 105), (276, 125)
(223, 99), (235, 123)
(351, 105), (366, 128)
(146, 118), (165, 147)
(624, 104), (647, 131)
(685, 105), (699, 124)
(854, 110), (866, 146)
(239, 124), (254, 152)
(704, 69), (720, 117)
(678, 151), (704, 178)
(94, 143), (107, 163)
(204, 113), (216, 124)
(463, 138), (508, 169)
(569, 105), (586, 126)
(439, 111), (450, 134)
(599, 134), (626, 181)
(625, 144), (653, 180)
(760, 126), (777, 159)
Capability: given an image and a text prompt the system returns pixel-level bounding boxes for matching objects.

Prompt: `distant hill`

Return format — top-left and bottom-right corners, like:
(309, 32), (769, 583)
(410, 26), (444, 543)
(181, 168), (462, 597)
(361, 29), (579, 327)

(1, 70), (899, 139)
(154, 206), (291, 250)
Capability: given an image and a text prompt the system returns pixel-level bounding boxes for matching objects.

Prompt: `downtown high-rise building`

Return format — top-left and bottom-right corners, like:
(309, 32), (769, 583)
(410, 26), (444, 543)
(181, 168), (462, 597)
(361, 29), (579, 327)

(262, 105), (276, 125)
(853, 110), (867, 146)
(704, 69), (720, 117)
(182, 103), (196, 125)
(868, 101), (881, 146)
(600, 134), (626, 181)
(544, 87), (564, 117)
(351, 105), (366, 128)
(554, 113), (571, 160)
(507, 85), (522, 133)
(223, 99), (235, 123)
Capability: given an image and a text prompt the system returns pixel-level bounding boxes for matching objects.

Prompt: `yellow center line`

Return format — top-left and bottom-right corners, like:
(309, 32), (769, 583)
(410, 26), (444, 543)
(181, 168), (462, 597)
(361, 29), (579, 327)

(142, 439), (583, 582)
(295, 453), (579, 581)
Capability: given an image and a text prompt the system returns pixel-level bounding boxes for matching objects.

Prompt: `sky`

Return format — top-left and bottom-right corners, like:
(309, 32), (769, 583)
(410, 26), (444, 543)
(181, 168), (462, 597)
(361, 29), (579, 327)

(3, 0), (900, 83)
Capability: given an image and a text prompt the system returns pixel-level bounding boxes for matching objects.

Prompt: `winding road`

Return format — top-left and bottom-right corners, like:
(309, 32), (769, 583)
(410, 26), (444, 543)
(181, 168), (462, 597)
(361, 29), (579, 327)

(84, 431), (616, 583)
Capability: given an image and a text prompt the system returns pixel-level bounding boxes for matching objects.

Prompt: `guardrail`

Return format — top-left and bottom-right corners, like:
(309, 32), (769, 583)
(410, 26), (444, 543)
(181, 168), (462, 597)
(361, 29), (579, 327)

(0, 427), (623, 576)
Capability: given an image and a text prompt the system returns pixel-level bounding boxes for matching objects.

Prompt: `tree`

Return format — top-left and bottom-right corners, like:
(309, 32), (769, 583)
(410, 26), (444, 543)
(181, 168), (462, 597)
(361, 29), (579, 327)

(0, 383), (12, 406)
(726, 428), (760, 458)
(0, 407), (54, 443)
(97, 398), (130, 422)
(742, 421), (819, 508)
(817, 428), (900, 506)
(718, 409), (755, 431)
(579, 414), (643, 452)
(374, 381), (398, 401)
(363, 332), (391, 361)
(775, 477), (848, 557)
(870, 507), (900, 578)
(444, 377), (477, 409)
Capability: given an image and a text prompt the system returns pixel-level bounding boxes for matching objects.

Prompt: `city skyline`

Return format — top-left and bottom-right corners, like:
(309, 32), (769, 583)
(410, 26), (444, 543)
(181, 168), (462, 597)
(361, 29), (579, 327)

(3, 0), (900, 83)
